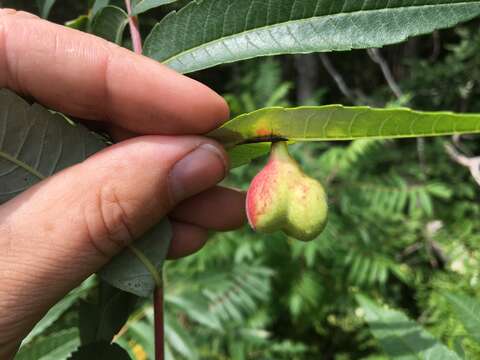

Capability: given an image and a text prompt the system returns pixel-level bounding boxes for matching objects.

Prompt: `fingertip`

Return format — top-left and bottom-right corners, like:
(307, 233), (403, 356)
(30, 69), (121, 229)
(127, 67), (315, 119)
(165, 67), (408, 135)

(167, 221), (209, 259)
(163, 75), (230, 134)
(206, 89), (230, 129)
(171, 187), (247, 231)
(0, 15), (228, 136)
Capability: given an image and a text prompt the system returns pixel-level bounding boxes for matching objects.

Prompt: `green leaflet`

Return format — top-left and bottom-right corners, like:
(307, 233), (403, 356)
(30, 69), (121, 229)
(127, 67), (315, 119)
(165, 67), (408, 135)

(16, 328), (80, 360)
(208, 106), (480, 166)
(65, 15), (90, 31)
(144, 0), (480, 74)
(356, 295), (462, 360)
(132, 0), (179, 15)
(0, 89), (171, 297)
(91, 6), (129, 44)
(165, 312), (199, 360)
(22, 277), (96, 345)
(444, 292), (480, 344)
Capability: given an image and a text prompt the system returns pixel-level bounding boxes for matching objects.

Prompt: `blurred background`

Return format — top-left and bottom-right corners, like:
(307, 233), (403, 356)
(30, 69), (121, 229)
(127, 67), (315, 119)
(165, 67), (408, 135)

(5, 1), (480, 359)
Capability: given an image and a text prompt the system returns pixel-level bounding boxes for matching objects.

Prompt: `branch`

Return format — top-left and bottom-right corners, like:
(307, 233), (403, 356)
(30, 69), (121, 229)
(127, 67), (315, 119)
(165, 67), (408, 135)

(429, 31), (441, 62)
(365, 48), (430, 172)
(367, 48), (403, 99)
(445, 141), (480, 186)
(154, 286), (165, 360)
(319, 53), (358, 104)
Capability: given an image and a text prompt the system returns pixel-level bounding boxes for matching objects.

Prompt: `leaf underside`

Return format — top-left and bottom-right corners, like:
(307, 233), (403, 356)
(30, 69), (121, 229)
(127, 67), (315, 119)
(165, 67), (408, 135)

(0, 89), (171, 297)
(357, 295), (461, 359)
(99, 219), (171, 297)
(132, 0), (179, 15)
(36, 0), (57, 19)
(144, 0), (480, 74)
(227, 142), (272, 168)
(91, 6), (129, 44)
(0, 89), (106, 203)
(91, 0), (111, 17)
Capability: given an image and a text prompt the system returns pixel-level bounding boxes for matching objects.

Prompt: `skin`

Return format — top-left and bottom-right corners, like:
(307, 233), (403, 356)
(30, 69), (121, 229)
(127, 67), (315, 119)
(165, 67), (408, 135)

(0, 9), (246, 359)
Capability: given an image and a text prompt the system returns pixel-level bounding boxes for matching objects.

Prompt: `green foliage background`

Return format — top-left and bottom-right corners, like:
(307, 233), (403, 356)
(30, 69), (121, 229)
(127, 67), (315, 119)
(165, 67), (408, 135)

(4, 1), (480, 359)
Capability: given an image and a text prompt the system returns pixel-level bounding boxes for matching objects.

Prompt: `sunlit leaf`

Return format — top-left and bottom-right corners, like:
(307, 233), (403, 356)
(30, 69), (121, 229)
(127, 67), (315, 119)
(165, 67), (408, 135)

(207, 106), (480, 165)
(144, 0), (480, 74)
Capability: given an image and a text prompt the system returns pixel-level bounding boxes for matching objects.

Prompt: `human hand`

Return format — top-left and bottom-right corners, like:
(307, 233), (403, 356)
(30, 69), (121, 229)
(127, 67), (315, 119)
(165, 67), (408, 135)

(0, 9), (245, 358)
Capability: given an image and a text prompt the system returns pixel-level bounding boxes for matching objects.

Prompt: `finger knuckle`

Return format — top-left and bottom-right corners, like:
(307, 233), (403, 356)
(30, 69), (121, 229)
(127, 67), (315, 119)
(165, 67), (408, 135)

(83, 183), (135, 258)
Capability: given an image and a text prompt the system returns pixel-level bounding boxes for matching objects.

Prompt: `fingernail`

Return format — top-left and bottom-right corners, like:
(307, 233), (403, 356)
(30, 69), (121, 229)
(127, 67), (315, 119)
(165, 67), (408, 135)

(169, 143), (228, 203)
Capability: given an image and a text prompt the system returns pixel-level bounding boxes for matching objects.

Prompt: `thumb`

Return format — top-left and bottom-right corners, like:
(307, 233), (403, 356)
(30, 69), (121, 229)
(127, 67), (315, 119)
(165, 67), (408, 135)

(0, 135), (227, 349)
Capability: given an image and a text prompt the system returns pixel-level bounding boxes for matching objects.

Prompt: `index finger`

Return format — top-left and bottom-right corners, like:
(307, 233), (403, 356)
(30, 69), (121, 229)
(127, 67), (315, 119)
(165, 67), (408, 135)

(0, 10), (229, 134)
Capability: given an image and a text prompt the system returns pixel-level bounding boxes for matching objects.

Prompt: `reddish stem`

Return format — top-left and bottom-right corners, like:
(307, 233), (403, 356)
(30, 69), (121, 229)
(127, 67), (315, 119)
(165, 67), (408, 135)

(124, 0), (143, 54)
(154, 286), (165, 360)
(124, 1), (160, 358)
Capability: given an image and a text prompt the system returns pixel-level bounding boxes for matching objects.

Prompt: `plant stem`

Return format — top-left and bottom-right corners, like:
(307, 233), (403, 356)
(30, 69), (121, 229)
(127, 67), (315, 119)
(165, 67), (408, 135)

(123, 3), (163, 359)
(124, 0), (143, 54)
(154, 285), (165, 360)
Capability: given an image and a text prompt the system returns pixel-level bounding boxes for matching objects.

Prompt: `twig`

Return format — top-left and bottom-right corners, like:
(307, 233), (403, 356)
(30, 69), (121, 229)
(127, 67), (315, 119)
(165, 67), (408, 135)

(417, 137), (427, 173)
(294, 54), (319, 104)
(429, 31), (441, 62)
(124, 0), (143, 54)
(366, 48), (429, 172)
(367, 48), (403, 99)
(319, 53), (358, 103)
(445, 141), (480, 186)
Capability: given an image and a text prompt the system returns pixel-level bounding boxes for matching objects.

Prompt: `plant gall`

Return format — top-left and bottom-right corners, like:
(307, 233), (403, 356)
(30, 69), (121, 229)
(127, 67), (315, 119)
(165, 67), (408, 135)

(246, 142), (328, 241)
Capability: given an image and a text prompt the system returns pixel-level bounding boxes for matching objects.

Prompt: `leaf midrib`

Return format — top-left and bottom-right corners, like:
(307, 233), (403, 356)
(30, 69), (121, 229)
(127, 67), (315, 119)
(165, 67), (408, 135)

(159, 2), (478, 65)
(128, 244), (162, 287)
(0, 150), (45, 180)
